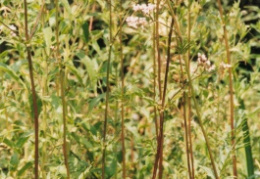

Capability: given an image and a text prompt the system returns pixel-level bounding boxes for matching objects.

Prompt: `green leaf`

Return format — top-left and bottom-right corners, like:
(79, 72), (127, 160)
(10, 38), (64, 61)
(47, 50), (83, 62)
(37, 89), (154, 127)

(60, 0), (72, 15)
(0, 62), (24, 86)
(16, 137), (29, 148)
(106, 158), (117, 178)
(51, 94), (61, 109)
(240, 99), (255, 178)
(17, 162), (33, 176)
(43, 27), (53, 55)
(88, 93), (105, 113)
(76, 52), (98, 88)
(66, 63), (83, 85)
(3, 138), (14, 148)
(82, 21), (89, 43)
(10, 152), (19, 171)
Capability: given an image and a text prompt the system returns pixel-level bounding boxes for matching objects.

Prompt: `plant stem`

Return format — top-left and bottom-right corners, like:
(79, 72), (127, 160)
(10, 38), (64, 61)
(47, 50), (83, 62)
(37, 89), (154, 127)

(120, 0), (126, 178)
(166, 1), (219, 177)
(152, 0), (162, 177)
(216, 0), (237, 177)
(156, 0), (162, 99)
(102, 0), (112, 178)
(152, 17), (174, 179)
(88, 4), (96, 32)
(159, 18), (174, 179)
(180, 55), (192, 179)
(187, 1), (195, 178)
(184, 59), (219, 178)
(24, 1), (39, 178)
(114, 66), (118, 179)
(153, 0), (159, 141)
(55, 0), (70, 178)
(184, 93), (192, 179)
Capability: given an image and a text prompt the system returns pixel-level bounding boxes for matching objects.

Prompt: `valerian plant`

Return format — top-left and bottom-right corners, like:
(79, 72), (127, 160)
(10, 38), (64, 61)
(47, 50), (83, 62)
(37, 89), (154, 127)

(0, 0), (259, 179)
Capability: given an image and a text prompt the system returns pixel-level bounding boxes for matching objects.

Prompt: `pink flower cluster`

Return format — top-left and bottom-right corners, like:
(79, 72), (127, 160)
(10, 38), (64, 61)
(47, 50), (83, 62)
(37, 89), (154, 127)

(197, 53), (215, 72)
(126, 16), (147, 28)
(126, 3), (156, 28)
(132, 3), (156, 14)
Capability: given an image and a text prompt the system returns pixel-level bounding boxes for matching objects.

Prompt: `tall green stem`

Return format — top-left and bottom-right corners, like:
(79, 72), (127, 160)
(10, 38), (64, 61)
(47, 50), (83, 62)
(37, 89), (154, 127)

(24, 1), (39, 178)
(216, 0), (237, 177)
(55, 0), (70, 178)
(102, 0), (112, 178)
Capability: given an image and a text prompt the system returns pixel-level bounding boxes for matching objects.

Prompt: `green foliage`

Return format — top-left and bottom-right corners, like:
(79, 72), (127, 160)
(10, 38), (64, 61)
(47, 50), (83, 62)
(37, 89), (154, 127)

(0, 0), (259, 178)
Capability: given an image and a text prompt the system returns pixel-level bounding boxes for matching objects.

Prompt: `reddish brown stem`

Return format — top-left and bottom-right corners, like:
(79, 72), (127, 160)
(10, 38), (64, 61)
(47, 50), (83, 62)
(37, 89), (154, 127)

(153, 18), (174, 179)
(24, 1), (39, 178)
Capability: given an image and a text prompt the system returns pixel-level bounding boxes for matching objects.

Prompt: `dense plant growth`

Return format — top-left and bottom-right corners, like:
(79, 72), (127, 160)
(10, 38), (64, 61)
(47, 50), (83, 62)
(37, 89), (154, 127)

(0, 0), (259, 178)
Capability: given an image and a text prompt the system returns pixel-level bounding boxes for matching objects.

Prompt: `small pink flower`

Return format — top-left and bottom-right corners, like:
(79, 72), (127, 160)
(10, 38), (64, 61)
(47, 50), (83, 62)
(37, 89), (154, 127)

(126, 16), (147, 28)
(207, 64), (215, 72)
(197, 53), (215, 72)
(132, 3), (155, 14)
(133, 4), (140, 11)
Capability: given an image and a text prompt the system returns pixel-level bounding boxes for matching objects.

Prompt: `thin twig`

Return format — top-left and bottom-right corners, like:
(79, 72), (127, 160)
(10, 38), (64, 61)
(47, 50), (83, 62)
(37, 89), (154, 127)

(0, 20), (18, 33)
